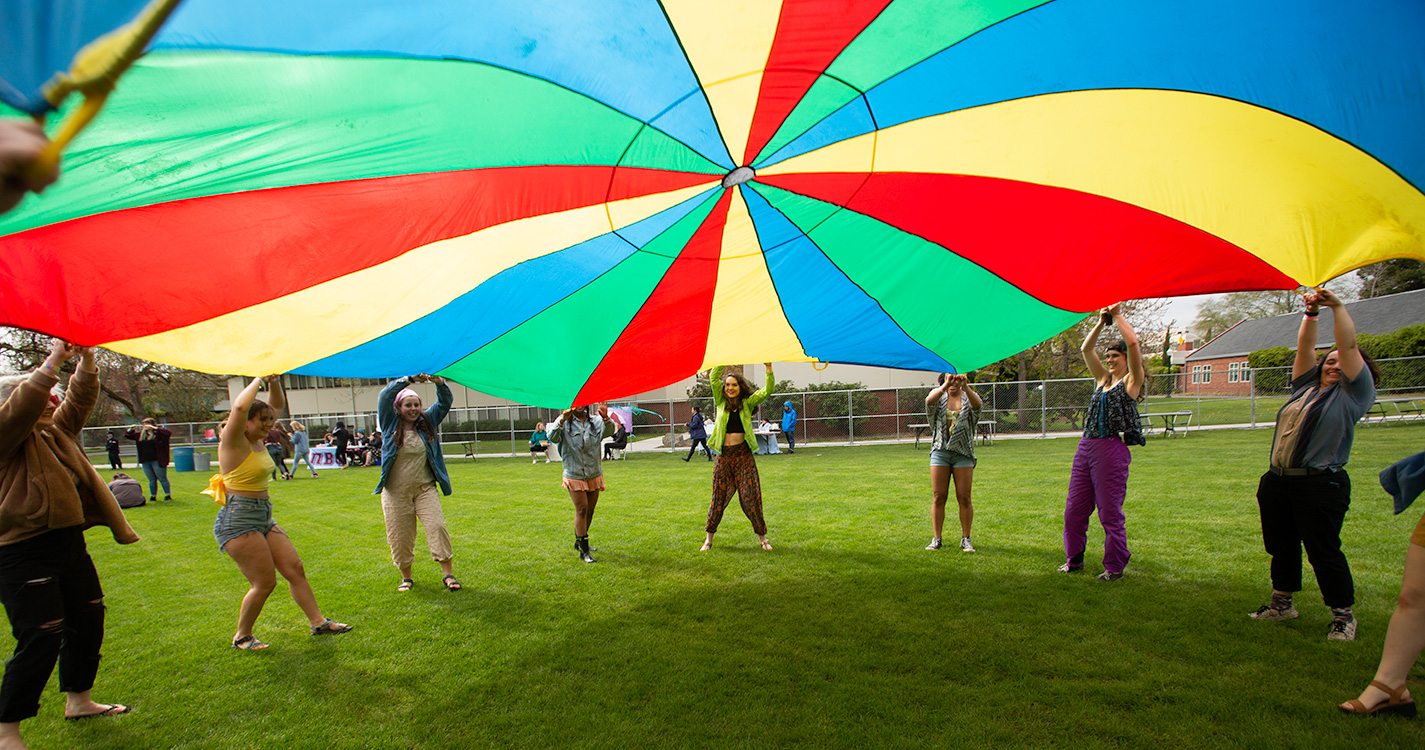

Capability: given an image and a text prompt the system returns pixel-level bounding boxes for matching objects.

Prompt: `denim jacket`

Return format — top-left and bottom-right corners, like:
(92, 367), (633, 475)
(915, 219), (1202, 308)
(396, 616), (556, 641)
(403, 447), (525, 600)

(374, 377), (453, 496)
(549, 413), (615, 481)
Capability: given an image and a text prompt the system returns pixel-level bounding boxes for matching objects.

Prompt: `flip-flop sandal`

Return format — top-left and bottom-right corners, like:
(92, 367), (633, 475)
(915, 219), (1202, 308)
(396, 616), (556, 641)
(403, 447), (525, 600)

(310, 618), (353, 636)
(442, 574), (462, 591)
(66, 704), (131, 720)
(397, 578), (414, 592)
(231, 635), (269, 651)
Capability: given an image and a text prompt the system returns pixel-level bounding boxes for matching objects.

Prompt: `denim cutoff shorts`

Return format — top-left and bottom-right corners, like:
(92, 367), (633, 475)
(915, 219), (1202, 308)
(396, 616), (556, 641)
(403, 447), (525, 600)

(213, 494), (279, 551)
(929, 449), (976, 469)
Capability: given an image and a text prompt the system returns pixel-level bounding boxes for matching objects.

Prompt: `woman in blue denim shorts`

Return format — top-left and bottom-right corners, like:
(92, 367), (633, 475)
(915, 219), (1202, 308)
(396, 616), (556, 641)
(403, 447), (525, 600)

(924, 373), (983, 553)
(209, 376), (351, 650)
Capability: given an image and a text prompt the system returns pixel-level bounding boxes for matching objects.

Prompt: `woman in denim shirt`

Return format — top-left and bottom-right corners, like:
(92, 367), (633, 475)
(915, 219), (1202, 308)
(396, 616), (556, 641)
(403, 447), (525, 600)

(550, 404), (619, 563)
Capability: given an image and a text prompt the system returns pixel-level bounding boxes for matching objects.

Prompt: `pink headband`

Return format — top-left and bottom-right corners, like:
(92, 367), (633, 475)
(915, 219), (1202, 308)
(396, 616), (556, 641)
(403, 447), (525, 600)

(396, 388), (420, 405)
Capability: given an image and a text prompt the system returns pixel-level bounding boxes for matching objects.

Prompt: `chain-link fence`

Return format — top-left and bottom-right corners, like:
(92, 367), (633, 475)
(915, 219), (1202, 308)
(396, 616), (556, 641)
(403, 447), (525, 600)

(77, 356), (1425, 461)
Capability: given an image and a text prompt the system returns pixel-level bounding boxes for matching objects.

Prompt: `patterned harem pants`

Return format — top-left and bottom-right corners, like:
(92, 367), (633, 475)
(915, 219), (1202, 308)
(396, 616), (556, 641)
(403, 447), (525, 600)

(706, 442), (766, 535)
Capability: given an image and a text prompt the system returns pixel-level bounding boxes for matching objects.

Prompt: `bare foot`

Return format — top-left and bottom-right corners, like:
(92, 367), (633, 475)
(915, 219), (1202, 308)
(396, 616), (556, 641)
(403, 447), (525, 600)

(759, 537), (773, 551)
(0, 730), (27, 750)
(699, 542), (712, 552)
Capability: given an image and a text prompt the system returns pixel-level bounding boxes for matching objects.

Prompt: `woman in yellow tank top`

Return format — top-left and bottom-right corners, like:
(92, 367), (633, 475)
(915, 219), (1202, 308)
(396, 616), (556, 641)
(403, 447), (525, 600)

(213, 376), (351, 650)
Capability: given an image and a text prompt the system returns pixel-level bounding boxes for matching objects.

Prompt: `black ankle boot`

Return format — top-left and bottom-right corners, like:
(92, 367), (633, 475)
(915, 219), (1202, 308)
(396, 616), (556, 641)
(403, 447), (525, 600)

(576, 535), (596, 563)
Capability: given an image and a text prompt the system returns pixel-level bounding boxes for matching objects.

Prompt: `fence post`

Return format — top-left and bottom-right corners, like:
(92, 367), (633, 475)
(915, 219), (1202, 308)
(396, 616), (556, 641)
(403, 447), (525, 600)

(508, 408), (515, 457)
(846, 390), (855, 445)
(1040, 379), (1047, 438)
(1249, 369), (1256, 428)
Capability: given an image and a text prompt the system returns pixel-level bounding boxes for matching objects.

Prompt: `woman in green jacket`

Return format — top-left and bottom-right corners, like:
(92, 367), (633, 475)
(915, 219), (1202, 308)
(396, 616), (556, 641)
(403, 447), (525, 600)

(701, 363), (775, 552)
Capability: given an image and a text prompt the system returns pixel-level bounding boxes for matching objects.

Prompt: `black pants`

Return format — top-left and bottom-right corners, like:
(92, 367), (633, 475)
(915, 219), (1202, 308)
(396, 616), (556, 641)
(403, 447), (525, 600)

(1256, 470), (1354, 608)
(686, 438), (712, 460)
(784, 431), (795, 452)
(0, 527), (106, 722)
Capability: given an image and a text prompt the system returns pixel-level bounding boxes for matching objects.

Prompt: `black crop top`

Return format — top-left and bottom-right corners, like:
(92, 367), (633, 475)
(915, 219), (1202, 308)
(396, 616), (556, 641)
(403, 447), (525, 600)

(726, 411), (744, 434)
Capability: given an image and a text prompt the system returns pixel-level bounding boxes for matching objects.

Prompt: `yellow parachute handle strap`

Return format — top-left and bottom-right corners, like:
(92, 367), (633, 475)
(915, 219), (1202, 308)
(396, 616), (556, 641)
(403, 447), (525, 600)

(25, 0), (186, 180)
(813, 361), (829, 371)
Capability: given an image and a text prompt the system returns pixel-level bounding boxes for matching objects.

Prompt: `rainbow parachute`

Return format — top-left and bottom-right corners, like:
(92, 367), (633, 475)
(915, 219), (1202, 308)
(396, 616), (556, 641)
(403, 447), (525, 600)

(2, 0), (1423, 406)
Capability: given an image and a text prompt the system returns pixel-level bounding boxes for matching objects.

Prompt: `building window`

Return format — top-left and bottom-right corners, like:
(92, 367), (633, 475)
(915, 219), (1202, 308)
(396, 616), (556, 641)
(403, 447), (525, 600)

(1228, 362), (1245, 383)
(1191, 365), (1213, 384)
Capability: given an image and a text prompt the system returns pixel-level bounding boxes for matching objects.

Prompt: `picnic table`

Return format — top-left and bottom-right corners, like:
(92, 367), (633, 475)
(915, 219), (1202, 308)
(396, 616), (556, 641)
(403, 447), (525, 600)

(1139, 410), (1193, 437)
(1367, 396), (1424, 424)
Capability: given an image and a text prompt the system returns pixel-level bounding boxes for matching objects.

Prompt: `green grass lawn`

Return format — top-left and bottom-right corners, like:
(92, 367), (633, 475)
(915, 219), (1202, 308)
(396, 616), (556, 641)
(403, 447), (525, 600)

(19, 426), (1425, 748)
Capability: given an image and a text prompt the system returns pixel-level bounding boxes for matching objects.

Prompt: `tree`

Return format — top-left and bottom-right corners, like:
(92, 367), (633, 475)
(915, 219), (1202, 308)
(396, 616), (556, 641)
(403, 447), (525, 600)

(1357, 259), (1425, 298)
(0, 327), (226, 422)
(1192, 291), (1300, 340)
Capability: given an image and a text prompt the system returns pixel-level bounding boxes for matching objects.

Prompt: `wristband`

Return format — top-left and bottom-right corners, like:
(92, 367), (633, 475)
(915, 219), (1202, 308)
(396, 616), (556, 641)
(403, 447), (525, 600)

(1303, 310), (1320, 318)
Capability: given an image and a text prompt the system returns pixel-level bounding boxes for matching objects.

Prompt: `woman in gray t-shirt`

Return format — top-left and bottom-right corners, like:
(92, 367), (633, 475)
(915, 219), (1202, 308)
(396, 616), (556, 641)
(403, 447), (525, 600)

(1249, 288), (1378, 643)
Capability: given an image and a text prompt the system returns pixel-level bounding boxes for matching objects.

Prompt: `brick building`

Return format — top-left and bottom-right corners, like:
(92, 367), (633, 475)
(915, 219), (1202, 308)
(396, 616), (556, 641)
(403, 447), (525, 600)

(1181, 288), (1425, 394)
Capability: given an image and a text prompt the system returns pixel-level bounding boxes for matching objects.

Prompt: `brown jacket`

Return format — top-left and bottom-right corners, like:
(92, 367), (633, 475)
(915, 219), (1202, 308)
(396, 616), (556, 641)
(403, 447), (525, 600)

(0, 365), (139, 547)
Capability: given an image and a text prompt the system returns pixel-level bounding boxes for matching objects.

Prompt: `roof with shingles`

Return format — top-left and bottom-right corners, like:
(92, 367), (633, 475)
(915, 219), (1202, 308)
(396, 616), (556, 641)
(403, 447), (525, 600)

(1186, 288), (1425, 361)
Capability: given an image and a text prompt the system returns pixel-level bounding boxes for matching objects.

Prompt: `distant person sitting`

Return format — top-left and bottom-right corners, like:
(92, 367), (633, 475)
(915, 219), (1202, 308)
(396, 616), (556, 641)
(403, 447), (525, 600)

(603, 416), (628, 460)
(108, 473), (145, 509)
(529, 423), (551, 464)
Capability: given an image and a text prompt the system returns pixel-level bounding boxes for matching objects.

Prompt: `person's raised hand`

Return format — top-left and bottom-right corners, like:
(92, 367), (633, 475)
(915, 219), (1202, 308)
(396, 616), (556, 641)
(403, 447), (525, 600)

(0, 120), (58, 215)
(1316, 287), (1343, 308)
(597, 402), (610, 420)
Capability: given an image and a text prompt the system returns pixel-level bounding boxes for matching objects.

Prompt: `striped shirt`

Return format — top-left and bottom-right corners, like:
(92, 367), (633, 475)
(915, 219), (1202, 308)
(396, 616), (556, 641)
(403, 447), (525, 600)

(928, 392), (980, 457)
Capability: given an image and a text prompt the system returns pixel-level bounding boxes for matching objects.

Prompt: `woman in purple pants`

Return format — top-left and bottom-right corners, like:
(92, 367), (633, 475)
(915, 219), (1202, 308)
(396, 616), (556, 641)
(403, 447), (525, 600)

(1059, 303), (1146, 582)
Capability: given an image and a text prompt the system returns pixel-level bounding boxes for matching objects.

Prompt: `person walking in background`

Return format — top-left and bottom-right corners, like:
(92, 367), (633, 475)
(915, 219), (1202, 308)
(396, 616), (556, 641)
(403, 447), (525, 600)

(125, 418), (172, 503)
(209, 375), (351, 650)
(925, 373), (982, 553)
(374, 375), (461, 592)
(331, 421), (351, 467)
(1060, 304), (1146, 582)
(550, 404), (619, 563)
(288, 422), (317, 478)
(529, 422), (551, 464)
(1250, 287), (1376, 641)
(702, 364), (775, 552)
(264, 426), (291, 481)
(105, 431), (122, 469)
(780, 401), (798, 454)
(0, 339), (139, 749)
(683, 406), (712, 462)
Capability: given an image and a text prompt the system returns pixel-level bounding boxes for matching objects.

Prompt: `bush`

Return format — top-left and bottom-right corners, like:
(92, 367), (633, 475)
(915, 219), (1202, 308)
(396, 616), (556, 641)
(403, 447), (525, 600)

(803, 381), (877, 436)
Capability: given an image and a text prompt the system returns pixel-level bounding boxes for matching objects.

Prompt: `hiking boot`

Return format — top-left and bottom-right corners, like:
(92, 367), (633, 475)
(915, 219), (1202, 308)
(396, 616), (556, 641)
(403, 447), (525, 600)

(1327, 616), (1357, 641)
(1249, 604), (1299, 621)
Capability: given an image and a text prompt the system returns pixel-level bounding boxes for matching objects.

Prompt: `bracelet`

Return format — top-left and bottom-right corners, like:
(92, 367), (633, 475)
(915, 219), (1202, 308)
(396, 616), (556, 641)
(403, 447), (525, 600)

(1303, 310), (1320, 318)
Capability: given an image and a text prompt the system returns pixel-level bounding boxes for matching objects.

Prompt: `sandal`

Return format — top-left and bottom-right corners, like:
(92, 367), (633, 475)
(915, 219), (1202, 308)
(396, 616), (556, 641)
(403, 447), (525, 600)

(1341, 680), (1417, 717)
(442, 574), (462, 591)
(397, 578), (414, 592)
(231, 635), (269, 651)
(65, 703), (131, 720)
(310, 618), (353, 636)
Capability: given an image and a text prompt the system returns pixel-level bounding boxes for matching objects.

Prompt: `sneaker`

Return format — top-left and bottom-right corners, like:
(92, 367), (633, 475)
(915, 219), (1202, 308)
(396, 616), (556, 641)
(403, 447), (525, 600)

(925, 537), (942, 550)
(1097, 571), (1123, 582)
(1327, 617), (1357, 641)
(1057, 562), (1083, 573)
(959, 537), (976, 553)
(1248, 604), (1299, 621)
(164, 495), (171, 502)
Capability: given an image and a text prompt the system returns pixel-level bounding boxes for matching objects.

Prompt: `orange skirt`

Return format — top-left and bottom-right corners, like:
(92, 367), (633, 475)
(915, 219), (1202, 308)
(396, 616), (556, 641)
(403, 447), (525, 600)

(562, 474), (606, 492)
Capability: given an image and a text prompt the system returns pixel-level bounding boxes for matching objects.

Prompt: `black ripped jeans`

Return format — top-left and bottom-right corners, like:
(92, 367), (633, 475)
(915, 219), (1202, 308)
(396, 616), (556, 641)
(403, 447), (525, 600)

(0, 527), (106, 722)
